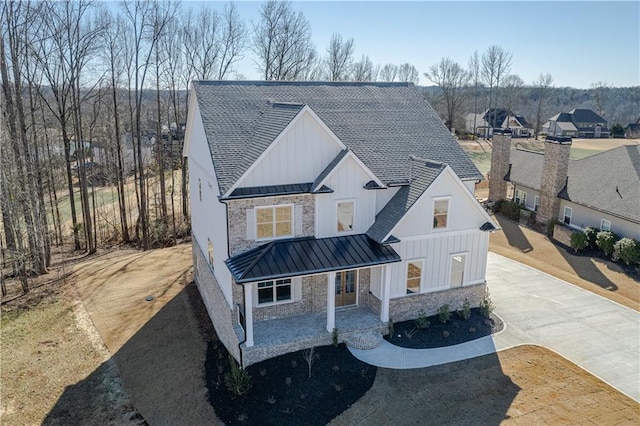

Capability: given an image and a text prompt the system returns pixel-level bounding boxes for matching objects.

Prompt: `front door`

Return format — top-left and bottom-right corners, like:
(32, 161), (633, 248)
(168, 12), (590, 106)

(335, 270), (357, 307)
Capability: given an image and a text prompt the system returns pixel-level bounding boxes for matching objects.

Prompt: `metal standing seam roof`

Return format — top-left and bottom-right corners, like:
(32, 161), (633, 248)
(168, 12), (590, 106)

(367, 158), (447, 244)
(192, 80), (483, 196)
(225, 183), (332, 200)
(225, 234), (402, 284)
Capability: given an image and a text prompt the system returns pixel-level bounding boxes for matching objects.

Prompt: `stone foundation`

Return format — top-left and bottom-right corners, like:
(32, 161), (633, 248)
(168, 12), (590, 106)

(553, 223), (573, 246)
(193, 240), (241, 362)
(389, 283), (487, 323)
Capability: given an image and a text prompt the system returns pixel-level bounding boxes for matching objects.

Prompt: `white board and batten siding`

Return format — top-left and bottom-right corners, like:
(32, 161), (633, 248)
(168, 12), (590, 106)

(315, 156), (377, 238)
(240, 111), (342, 188)
(186, 93), (233, 307)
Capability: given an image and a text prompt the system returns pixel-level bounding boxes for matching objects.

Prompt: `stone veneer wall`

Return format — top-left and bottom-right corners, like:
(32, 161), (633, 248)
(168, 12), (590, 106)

(252, 275), (328, 321)
(358, 269), (380, 315)
(538, 138), (571, 224)
(553, 224), (573, 246)
(488, 132), (512, 202)
(389, 283), (487, 323)
(226, 194), (315, 256)
(192, 240), (241, 362)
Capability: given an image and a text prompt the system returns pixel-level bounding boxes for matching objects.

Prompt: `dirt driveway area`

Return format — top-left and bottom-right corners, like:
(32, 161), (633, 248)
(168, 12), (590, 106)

(72, 244), (219, 425)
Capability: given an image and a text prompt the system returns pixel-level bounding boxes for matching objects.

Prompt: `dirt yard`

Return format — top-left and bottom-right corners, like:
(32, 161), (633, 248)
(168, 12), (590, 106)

(2, 239), (638, 424)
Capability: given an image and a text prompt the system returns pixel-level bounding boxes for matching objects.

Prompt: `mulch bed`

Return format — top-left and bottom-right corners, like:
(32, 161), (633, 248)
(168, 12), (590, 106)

(385, 308), (504, 349)
(205, 342), (376, 426)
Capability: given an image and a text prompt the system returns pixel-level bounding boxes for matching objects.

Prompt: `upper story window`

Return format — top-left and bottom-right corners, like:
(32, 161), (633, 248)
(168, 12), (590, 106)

(256, 205), (293, 239)
(337, 201), (354, 232)
(433, 199), (449, 229)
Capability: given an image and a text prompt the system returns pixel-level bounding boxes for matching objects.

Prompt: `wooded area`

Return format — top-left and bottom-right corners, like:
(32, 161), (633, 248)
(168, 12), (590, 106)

(1, 0), (637, 297)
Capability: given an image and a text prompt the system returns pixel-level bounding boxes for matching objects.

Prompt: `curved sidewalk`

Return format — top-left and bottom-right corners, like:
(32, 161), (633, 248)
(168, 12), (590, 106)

(349, 252), (640, 402)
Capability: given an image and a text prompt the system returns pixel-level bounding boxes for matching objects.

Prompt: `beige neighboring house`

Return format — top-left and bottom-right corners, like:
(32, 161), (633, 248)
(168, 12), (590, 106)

(183, 81), (498, 367)
(489, 131), (640, 240)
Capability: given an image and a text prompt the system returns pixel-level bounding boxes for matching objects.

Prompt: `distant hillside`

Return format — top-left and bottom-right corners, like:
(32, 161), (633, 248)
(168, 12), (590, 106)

(421, 85), (640, 130)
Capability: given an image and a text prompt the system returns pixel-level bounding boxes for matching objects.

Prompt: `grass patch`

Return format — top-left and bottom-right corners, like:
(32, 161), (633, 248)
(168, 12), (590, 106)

(569, 147), (602, 160)
(465, 151), (491, 175)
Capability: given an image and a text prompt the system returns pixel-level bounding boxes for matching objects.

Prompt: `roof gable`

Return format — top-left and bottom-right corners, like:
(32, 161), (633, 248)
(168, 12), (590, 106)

(192, 81), (483, 195)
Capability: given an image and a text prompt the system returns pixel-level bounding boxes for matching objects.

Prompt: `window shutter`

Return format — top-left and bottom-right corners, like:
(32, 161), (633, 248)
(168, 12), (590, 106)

(293, 278), (302, 301)
(246, 208), (256, 240)
(294, 205), (304, 236)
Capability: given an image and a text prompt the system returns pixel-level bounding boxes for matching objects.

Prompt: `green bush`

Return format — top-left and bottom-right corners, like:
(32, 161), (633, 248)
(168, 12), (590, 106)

(480, 290), (495, 318)
(500, 200), (521, 221)
(414, 309), (430, 329)
(437, 304), (451, 324)
(457, 299), (472, 320)
(596, 231), (618, 257)
(332, 328), (339, 347)
(492, 199), (505, 214)
(224, 355), (252, 396)
(583, 227), (598, 249)
(570, 231), (588, 252)
(613, 238), (640, 265)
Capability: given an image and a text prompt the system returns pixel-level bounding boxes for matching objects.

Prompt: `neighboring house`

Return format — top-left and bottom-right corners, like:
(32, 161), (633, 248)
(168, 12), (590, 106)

(625, 121), (640, 139)
(184, 81), (498, 367)
(465, 108), (531, 138)
(491, 133), (640, 240)
(543, 109), (610, 138)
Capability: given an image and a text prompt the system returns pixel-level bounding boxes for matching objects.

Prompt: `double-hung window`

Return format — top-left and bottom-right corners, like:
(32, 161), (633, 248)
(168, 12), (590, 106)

(534, 196), (540, 212)
(563, 206), (573, 225)
(433, 199), (449, 229)
(337, 201), (354, 232)
(515, 189), (526, 206)
(256, 205), (293, 239)
(257, 279), (292, 304)
(406, 261), (422, 294)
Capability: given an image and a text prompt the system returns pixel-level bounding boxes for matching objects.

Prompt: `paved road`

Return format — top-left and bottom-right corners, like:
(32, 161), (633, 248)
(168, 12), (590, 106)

(350, 252), (639, 402)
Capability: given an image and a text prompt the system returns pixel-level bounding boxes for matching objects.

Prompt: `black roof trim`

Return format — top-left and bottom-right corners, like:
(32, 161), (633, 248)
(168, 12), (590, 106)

(363, 180), (386, 190)
(545, 135), (573, 144)
(311, 185), (333, 194)
(480, 222), (497, 232)
(381, 235), (401, 244)
(225, 234), (401, 284)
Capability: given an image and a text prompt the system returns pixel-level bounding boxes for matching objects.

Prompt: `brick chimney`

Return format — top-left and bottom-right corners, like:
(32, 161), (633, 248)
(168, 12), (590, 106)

(488, 129), (512, 202)
(537, 136), (572, 224)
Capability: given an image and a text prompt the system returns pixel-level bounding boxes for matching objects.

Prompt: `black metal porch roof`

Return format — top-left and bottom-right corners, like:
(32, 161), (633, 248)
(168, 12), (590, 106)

(226, 234), (401, 284)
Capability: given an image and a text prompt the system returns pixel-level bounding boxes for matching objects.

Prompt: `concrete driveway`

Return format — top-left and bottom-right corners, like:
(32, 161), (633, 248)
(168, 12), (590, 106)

(350, 252), (639, 402)
(487, 252), (639, 402)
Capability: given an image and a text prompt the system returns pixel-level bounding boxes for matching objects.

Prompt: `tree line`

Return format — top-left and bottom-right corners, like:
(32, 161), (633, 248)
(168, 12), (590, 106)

(1, 0), (636, 296)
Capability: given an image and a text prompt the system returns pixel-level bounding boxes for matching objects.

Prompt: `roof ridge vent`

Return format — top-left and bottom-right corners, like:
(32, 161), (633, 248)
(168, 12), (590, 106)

(409, 154), (445, 167)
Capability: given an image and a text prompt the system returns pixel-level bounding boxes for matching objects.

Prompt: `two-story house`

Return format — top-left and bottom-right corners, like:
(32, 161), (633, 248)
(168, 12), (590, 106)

(184, 81), (497, 367)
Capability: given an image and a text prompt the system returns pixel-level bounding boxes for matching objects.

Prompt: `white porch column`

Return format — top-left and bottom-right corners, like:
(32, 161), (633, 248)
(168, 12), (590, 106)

(327, 271), (336, 332)
(381, 265), (392, 322)
(244, 284), (254, 347)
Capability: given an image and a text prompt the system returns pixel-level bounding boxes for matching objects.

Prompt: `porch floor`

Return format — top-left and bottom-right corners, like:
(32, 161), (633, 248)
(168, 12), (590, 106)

(251, 306), (384, 349)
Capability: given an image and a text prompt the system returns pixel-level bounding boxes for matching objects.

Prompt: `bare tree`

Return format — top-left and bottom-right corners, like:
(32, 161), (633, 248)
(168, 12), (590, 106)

(217, 2), (247, 79)
(424, 57), (471, 130)
(251, 0), (316, 81)
(482, 45), (512, 121)
(501, 74), (524, 130)
(378, 63), (398, 82)
(468, 50), (482, 137)
(351, 55), (375, 81)
(323, 32), (354, 81)
(591, 81), (609, 117)
(532, 73), (554, 139)
(397, 63), (419, 84)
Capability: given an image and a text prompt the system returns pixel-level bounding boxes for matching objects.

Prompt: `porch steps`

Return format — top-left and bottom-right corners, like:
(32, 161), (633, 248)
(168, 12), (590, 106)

(344, 330), (384, 350)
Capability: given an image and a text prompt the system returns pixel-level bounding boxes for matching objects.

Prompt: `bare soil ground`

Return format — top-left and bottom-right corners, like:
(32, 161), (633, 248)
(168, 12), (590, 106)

(2, 236), (638, 424)
(490, 214), (639, 311)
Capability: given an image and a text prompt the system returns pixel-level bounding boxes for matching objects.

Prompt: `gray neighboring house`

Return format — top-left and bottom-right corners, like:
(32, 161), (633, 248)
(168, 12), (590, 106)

(543, 108), (610, 138)
(183, 81), (497, 367)
(496, 135), (640, 239)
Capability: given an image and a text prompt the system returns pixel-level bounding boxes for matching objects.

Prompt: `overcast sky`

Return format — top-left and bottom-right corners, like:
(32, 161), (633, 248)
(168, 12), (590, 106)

(185, 1), (640, 88)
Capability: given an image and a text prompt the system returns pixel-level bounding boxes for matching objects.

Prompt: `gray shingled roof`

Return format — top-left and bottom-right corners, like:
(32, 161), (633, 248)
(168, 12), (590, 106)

(192, 81), (482, 195)
(569, 108), (607, 123)
(367, 158), (446, 243)
(506, 145), (640, 223)
(311, 149), (349, 191)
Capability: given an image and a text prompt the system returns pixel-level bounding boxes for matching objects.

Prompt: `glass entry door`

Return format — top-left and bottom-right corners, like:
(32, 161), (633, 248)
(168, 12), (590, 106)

(335, 270), (357, 307)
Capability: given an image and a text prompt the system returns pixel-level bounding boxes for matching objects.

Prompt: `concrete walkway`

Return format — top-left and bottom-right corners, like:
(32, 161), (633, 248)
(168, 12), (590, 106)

(349, 252), (640, 402)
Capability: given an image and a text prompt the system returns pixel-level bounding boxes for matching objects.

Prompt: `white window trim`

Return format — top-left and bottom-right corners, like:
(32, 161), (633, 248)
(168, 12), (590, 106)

(255, 204), (295, 242)
(254, 278), (295, 307)
(448, 252), (468, 288)
(534, 195), (540, 212)
(600, 219), (611, 231)
(515, 189), (527, 206)
(335, 199), (356, 234)
(405, 259), (424, 295)
(563, 206), (573, 225)
(432, 196), (451, 231)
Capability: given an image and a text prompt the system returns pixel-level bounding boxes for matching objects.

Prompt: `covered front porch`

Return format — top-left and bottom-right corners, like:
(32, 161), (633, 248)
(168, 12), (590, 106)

(241, 306), (386, 367)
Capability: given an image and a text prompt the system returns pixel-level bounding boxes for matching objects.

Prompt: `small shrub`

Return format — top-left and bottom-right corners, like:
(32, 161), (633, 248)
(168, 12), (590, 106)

(492, 199), (505, 214)
(570, 231), (588, 252)
(596, 231), (618, 257)
(442, 330), (450, 338)
(266, 395), (277, 405)
(302, 347), (319, 378)
(332, 328), (339, 347)
(404, 327), (418, 339)
(613, 238), (640, 265)
(500, 200), (521, 221)
(437, 304), (451, 324)
(458, 299), (471, 320)
(414, 309), (430, 329)
(224, 355), (252, 396)
(480, 290), (495, 318)
(583, 227), (598, 249)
